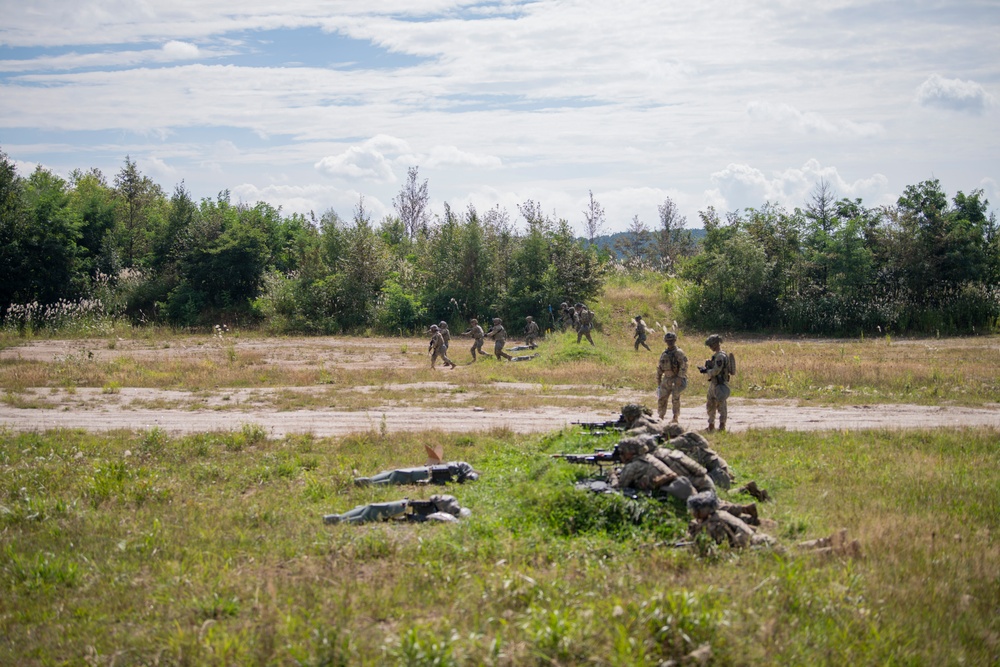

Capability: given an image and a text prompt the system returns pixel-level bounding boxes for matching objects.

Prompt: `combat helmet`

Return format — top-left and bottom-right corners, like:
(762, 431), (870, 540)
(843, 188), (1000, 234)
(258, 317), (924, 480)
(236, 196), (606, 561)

(664, 331), (677, 342)
(705, 334), (723, 347)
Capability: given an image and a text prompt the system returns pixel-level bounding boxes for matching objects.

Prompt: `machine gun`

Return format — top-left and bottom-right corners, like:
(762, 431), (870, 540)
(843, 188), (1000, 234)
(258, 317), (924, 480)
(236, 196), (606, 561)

(551, 447), (621, 474)
(571, 419), (625, 431)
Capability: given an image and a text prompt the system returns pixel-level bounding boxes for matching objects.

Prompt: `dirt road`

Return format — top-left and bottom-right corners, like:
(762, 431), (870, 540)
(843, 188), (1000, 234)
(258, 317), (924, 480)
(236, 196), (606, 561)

(2, 387), (998, 437)
(2, 336), (998, 436)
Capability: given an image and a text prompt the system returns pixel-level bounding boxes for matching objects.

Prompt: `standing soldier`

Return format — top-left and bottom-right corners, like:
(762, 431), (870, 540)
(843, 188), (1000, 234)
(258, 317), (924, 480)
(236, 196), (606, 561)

(574, 303), (595, 346)
(438, 321), (451, 351)
(559, 302), (577, 331)
(656, 331), (688, 423)
(428, 325), (457, 369)
(633, 315), (651, 351)
(486, 318), (514, 360)
(524, 316), (540, 348)
(462, 318), (485, 361)
(698, 334), (730, 432)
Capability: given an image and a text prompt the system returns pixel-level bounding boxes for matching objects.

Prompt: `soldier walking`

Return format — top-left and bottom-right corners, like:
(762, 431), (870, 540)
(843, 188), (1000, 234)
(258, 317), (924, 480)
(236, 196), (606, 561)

(524, 316), (540, 348)
(699, 334), (730, 431)
(656, 331), (688, 423)
(438, 321), (451, 351)
(633, 315), (651, 351)
(486, 318), (514, 360)
(574, 303), (595, 346)
(462, 318), (485, 361)
(428, 324), (457, 369)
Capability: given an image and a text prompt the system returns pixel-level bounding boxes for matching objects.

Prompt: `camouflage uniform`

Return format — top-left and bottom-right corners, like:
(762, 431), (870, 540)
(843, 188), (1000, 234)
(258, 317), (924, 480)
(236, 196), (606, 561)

(634, 316), (651, 351)
(665, 431), (735, 490)
(438, 321), (451, 351)
(610, 437), (698, 500)
(463, 319), (486, 361)
(323, 494), (470, 525)
(354, 461), (479, 485)
(429, 325), (457, 369)
(487, 318), (514, 360)
(687, 491), (772, 548)
(559, 302), (577, 331)
(656, 333), (688, 423)
(575, 303), (595, 346)
(524, 316), (540, 348)
(700, 334), (730, 431)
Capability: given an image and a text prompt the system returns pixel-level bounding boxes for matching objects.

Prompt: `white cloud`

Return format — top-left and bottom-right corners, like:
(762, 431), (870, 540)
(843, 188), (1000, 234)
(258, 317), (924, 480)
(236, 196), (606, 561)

(314, 136), (412, 183)
(706, 160), (890, 213)
(915, 75), (993, 114)
(161, 41), (201, 60)
(747, 101), (883, 138)
(424, 145), (502, 169)
(140, 156), (177, 181)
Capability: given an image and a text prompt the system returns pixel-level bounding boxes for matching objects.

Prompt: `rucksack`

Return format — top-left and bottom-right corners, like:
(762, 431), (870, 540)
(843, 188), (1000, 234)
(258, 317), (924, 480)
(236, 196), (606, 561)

(727, 351), (737, 377)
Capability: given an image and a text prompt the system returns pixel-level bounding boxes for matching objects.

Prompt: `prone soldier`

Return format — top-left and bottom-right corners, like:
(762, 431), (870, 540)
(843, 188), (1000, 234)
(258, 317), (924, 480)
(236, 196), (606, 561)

(354, 461), (479, 486)
(323, 494), (470, 525)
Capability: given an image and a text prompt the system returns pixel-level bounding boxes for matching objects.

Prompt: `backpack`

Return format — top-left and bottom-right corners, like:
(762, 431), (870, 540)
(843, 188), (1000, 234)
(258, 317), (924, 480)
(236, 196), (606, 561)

(727, 351), (737, 377)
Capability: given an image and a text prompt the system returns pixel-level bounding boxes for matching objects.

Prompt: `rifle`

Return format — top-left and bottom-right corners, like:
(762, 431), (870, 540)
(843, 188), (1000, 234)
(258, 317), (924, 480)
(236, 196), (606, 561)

(551, 447), (621, 473)
(572, 420), (625, 431)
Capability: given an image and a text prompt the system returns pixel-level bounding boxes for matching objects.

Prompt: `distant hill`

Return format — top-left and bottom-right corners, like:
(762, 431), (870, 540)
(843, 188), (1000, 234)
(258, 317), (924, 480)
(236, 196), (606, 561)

(581, 228), (706, 256)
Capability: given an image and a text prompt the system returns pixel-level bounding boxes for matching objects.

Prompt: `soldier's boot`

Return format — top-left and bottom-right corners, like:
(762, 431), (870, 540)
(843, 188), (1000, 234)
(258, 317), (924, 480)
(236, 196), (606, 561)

(706, 422), (715, 432)
(671, 407), (680, 424)
(718, 419), (726, 432)
(741, 503), (758, 520)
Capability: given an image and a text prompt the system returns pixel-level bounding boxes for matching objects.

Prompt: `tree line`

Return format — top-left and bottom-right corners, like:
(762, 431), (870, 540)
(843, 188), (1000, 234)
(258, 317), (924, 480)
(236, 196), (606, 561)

(1, 148), (997, 336)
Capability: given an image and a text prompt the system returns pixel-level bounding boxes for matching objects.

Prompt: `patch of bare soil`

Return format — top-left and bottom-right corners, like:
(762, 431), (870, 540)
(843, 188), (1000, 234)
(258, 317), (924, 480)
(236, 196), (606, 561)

(2, 337), (998, 436)
(2, 388), (998, 437)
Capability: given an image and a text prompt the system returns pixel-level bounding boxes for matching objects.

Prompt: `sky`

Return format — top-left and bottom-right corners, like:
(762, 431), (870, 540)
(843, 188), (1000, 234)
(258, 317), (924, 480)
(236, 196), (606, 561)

(1, 0), (998, 234)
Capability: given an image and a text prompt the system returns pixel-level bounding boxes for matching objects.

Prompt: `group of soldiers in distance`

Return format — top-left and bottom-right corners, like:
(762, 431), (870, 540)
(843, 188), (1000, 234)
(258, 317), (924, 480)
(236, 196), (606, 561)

(425, 301), (596, 369)
(429, 303), (731, 434)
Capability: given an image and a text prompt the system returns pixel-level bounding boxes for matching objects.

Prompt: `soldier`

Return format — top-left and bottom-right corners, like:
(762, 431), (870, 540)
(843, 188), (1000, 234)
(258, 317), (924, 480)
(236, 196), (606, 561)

(559, 302), (577, 331)
(428, 324), (457, 369)
(687, 491), (772, 548)
(665, 430), (735, 490)
(486, 318), (514, 360)
(698, 334), (730, 432)
(323, 494), (470, 525)
(462, 318), (486, 361)
(354, 461), (479, 486)
(438, 321), (451, 351)
(574, 303), (595, 346)
(524, 316), (540, 348)
(609, 437), (694, 501)
(633, 315), (651, 351)
(656, 331), (688, 423)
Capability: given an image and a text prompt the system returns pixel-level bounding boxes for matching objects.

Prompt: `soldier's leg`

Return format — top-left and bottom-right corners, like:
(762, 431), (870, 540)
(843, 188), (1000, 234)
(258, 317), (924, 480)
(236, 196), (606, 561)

(430, 350), (439, 368)
(634, 338), (640, 351)
(443, 352), (457, 369)
(657, 386), (671, 420)
(706, 390), (717, 431)
(470, 342), (477, 361)
(671, 393), (682, 423)
(718, 398), (727, 431)
(324, 499), (409, 524)
(497, 341), (513, 360)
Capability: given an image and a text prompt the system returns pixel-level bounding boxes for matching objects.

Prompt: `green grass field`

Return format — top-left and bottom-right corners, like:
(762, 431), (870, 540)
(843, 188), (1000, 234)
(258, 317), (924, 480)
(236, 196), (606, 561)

(2, 424), (998, 666)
